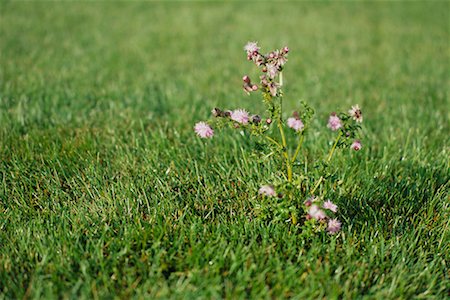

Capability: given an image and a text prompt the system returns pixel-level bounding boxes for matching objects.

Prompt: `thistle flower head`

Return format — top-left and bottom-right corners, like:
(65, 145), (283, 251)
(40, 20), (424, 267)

(323, 200), (338, 213)
(194, 121), (214, 138)
(327, 114), (342, 131)
(351, 140), (362, 151)
(231, 109), (250, 125)
(308, 205), (326, 220)
(258, 185), (276, 197)
(327, 218), (341, 234)
(266, 63), (278, 79)
(244, 41), (260, 55)
(287, 117), (304, 132)
(349, 105), (363, 122)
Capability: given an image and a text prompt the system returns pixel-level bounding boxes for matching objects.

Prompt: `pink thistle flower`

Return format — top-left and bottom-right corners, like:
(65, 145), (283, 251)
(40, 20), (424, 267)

(308, 205), (326, 221)
(194, 121), (214, 138)
(244, 42), (260, 54)
(287, 117), (304, 132)
(323, 200), (338, 213)
(327, 114), (342, 131)
(351, 140), (362, 151)
(231, 109), (250, 125)
(258, 185), (276, 197)
(266, 63), (278, 79)
(348, 104), (363, 123)
(327, 218), (341, 234)
(276, 55), (287, 68)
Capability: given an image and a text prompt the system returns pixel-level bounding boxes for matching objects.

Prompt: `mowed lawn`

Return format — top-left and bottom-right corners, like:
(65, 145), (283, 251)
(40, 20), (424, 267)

(0, 2), (449, 299)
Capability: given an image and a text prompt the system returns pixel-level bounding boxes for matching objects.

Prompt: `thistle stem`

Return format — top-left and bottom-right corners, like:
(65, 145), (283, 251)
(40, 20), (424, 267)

(326, 131), (342, 163)
(277, 120), (292, 182)
(310, 131), (342, 195)
(291, 133), (305, 163)
(265, 136), (282, 148)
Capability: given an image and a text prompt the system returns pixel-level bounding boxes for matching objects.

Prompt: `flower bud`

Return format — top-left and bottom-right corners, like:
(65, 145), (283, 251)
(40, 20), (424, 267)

(266, 118), (272, 124)
(251, 84), (258, 91)
(242, 75), (250, 83)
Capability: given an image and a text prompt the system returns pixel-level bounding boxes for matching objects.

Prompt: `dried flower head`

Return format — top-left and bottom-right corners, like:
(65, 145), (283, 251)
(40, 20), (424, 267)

(251, 115), (262, 124)
(349, 105), (363, 122)
(194, 122), (214, 138)
(211, 107), (222, 117)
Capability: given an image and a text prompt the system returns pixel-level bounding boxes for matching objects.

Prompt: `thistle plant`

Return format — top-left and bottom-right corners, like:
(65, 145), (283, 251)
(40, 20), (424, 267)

(194, 42), (364, 234)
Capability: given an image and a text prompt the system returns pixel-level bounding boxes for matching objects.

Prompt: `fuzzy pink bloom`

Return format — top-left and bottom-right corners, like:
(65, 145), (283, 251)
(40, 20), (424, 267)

(287, 117), (304, 132)
(258, 185), (276, 197)
(308, 205), (326, 220)
(348, 105), (363, 123)
(323, 200), (338, 213)
(327, 114), (342, 131)
(244, 42), (260, 54)
(351, 140), (362, 151)
(327, 218), (341, 234)
(194, 122), (214, 138)
(266, 63), (278, 79)
(231, 109), (250, 125)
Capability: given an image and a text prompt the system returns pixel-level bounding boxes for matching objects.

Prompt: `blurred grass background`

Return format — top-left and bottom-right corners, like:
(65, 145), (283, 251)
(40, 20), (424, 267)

(0, 1), (449, 299)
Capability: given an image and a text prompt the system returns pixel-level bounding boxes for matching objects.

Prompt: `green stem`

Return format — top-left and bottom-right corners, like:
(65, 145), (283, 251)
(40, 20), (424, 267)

(265, 136), (282, 148)
(277, 108), (292, 182)
(310, 131), (342, 195)
(291, 133), (305, 163)
(326, 131), (342, 163)
(278, 122), (292, 182)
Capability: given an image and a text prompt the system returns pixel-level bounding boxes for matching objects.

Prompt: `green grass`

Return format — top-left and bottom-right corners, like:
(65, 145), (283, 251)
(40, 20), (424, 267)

(1, 1), (449, 299)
